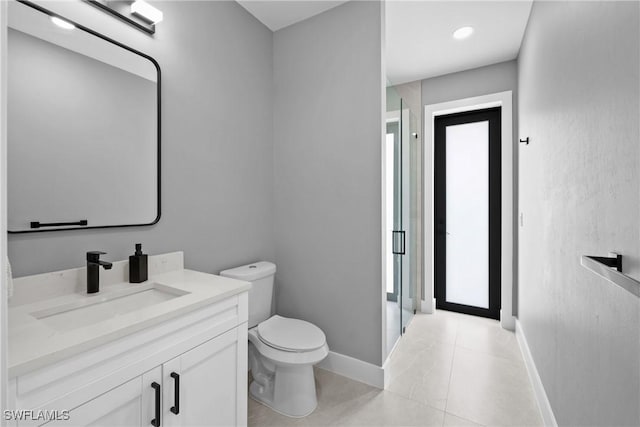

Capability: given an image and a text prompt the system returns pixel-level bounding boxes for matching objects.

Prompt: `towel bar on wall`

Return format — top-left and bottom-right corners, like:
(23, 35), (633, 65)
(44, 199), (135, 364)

(30, 220), (88, 229)
(581, 254), (640, 298)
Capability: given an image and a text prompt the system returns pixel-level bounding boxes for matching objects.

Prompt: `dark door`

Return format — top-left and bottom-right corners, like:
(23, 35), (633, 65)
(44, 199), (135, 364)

(434, 107), (501, 319)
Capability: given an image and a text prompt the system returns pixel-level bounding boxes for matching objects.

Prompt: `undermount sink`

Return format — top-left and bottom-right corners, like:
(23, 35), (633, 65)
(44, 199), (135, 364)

(30, 283), (190, 332)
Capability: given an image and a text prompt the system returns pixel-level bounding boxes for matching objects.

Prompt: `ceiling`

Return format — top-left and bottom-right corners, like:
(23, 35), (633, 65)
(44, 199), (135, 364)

(236, 0), (348, 31)
(235, 0), (532, 84)
(386, 1), (533, 84)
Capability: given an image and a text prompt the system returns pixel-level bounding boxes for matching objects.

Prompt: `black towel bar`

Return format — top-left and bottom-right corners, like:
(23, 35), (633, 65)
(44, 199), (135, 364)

(30, 220), (88, 229)
(581, 253), (639, 298)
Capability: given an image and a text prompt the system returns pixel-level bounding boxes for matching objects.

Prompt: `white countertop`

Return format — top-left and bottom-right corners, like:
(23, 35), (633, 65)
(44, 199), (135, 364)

(8, 269), (250, 378)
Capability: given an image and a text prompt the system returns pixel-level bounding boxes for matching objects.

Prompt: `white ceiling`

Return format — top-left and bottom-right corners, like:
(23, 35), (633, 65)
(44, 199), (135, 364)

(386, 1), (533, 84)
(236, 1), (532, 83)
(236, 0), (349, 31)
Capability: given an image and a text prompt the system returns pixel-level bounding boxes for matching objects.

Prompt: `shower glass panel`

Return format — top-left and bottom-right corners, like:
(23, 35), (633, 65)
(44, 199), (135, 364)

(386, 86), (402, 356)
(386, 86), (418, 358)
(401, 108), (417, 333)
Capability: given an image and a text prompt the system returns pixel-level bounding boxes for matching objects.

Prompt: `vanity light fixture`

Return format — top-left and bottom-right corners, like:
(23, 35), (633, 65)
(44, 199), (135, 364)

(131, 0), (163, 24)
(453, 26), (474, 40)
(50, 16), (75, 30)
(85, 0), (157, 35)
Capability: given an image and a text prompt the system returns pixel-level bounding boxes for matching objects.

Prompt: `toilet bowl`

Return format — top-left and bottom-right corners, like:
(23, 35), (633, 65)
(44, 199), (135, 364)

(248, 315), (328, 417)
(220, 262), (329, 418)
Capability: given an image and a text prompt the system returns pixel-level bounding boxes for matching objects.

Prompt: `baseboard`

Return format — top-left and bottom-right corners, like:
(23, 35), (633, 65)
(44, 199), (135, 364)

(420, 298), (435, 314)
(317, 351), (384, 389)
(382, 351), (394, 388)
(500, 309), (515, 331)
(515, 320), (558, 427)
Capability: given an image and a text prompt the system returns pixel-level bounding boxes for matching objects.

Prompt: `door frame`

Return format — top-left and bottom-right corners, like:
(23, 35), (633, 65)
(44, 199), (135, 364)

(433, 107), (501, 319)
(423, 91), (515, 330)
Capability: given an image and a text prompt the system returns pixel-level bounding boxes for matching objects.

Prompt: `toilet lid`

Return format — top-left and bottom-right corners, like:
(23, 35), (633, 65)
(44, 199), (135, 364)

(257, 315), (326, 352)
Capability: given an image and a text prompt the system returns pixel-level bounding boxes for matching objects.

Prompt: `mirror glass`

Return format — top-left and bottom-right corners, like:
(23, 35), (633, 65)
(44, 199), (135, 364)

(7, 1), (160, 233)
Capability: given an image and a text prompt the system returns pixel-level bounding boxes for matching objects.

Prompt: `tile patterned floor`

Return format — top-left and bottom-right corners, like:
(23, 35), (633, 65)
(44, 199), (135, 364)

(248, 310), (543, 426)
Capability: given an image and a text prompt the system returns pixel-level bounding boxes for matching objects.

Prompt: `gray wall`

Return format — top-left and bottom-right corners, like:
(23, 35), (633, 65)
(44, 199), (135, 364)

(518, 1), (639, 425)
(273, 1), (384, 365)
(8, 1), (275, 277)
(420, 61), (519, 313)
(422, 60), (518, 107)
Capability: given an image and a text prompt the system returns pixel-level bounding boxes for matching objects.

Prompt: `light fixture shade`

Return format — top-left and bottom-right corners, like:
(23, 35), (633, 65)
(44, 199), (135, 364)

(131, 0), (163, 24)
(50, 16), (75, 30)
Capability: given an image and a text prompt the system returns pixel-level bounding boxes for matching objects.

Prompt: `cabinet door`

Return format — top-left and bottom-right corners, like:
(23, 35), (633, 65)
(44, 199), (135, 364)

(140, 367), (163, 427)
(43, 367), (161, 427)
(163, 327), (247, 427)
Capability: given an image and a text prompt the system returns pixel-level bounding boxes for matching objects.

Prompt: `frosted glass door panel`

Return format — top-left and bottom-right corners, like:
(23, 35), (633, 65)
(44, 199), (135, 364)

(445, 121), (489, 309)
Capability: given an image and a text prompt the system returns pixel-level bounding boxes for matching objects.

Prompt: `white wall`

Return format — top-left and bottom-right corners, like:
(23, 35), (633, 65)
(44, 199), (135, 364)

(518, 1), (640, 425)
(7, 1), (275, 278)
(273, 1), (384, 366)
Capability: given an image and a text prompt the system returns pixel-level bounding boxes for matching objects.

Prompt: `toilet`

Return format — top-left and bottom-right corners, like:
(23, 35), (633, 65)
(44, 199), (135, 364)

(220, 261), (328, 418)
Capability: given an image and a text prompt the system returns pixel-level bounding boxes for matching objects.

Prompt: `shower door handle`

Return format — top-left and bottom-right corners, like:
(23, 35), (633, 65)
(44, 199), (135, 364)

(392, 230), (405, 255)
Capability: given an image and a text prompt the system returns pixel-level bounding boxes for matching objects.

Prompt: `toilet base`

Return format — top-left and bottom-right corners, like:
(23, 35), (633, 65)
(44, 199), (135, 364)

(247, 321), (328, 418)
(249, 363), (318, 418)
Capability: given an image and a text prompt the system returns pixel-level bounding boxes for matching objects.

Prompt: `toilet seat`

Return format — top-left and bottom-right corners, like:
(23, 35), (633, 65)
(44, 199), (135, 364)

(257, 315), (326, 352)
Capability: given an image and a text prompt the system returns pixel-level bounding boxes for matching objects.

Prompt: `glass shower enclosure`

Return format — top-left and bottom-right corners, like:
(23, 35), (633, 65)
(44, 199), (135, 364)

(385, 86), (418, 357)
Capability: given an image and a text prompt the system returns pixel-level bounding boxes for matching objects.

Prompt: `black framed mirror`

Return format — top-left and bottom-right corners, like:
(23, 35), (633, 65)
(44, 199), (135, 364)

(7, 0), (161, 233)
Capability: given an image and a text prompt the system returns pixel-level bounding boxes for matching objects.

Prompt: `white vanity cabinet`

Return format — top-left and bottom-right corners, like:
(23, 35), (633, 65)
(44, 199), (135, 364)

(162, 328), (242, 427)
(8, 292), (249, 427)
(46, 367), (161, 427)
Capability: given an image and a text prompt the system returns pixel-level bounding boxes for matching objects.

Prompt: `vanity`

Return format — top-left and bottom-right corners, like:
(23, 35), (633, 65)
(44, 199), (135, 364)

(6, 3), (249, 424)
(7, 252), (250, 427)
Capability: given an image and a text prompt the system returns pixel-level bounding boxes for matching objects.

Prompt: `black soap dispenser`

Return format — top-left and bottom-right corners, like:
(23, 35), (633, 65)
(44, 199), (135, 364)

(129, 243), (148, 283)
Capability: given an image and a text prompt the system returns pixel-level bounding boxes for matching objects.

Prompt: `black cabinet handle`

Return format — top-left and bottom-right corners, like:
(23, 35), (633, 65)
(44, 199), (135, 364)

(170, 372), (180, 415)
(151, 382), (161, 426)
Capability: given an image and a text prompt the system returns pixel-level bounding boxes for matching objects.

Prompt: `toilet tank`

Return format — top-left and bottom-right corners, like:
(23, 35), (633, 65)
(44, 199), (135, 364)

(220, 261), (276, 328)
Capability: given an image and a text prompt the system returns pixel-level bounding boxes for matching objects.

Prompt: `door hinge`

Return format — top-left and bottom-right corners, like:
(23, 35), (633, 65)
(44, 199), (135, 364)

(392, 230), (406, 255)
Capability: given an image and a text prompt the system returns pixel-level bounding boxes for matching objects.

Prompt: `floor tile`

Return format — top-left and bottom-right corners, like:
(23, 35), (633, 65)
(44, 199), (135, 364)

(386, 343), (455, 410)
(443, 412), (484, 427)
(248, 397), (307, 426)
(335, 389), (445, 426)
(248, 309), (543, 427)
(446, 347), (542, 426)
(404, 311), (460, 346)
(310, 368), (379, 424)
(455, 315), (522, 362)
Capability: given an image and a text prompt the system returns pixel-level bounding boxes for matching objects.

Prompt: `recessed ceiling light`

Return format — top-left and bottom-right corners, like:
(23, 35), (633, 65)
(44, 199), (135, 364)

(453, 26), (474, 40)
(50, 16), (75, 30)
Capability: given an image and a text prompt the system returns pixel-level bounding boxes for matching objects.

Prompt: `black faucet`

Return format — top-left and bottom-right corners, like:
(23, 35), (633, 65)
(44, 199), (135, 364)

(87, 251), (113, 294)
